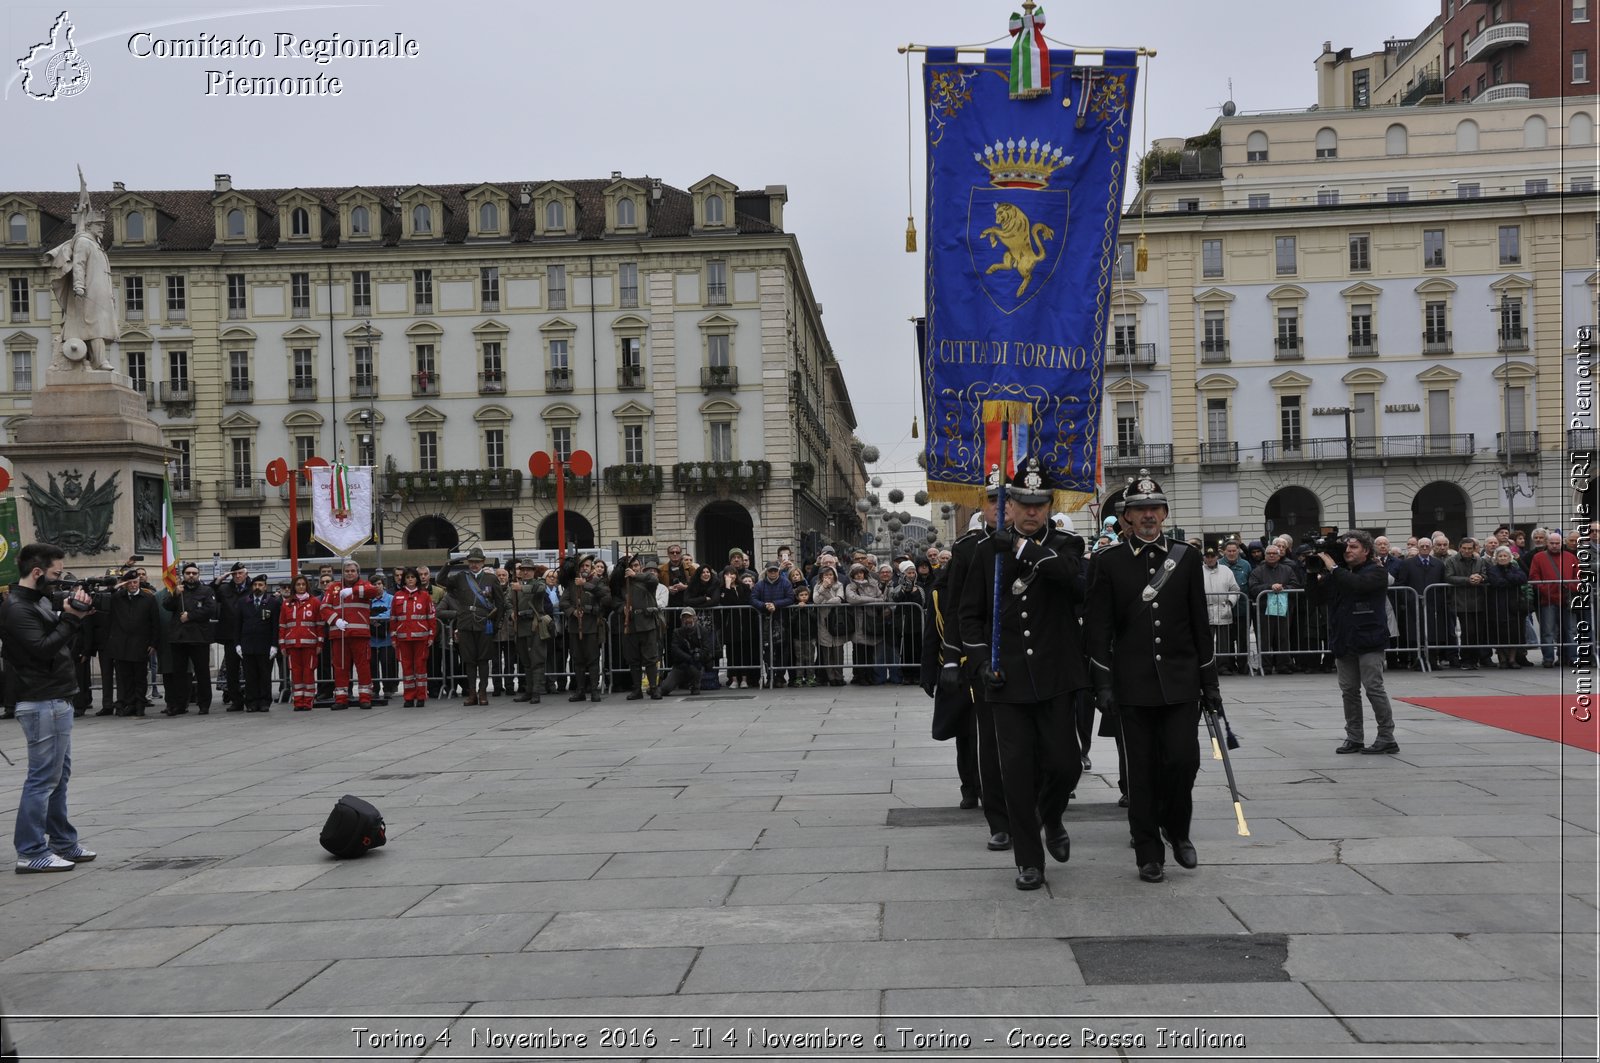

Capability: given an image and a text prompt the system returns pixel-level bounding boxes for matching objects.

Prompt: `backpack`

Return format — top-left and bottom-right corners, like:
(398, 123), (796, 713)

(319, 795), (387, 859)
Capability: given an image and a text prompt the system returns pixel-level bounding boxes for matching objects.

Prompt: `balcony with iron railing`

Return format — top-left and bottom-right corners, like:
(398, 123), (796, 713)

(546, 368), (574, 392)
(1400, 73), (1443, 107)
(701, 365), (738, 391)
(617, 364), (646, 390)
(603, 463), (664, 495)
(1423, 330), (1453, 354)
(412, 373), (440, 398)
(224, 380), (253, 404)
(1109, 342), (1157, 369)
(1261, 435), (1473, 463)
(159, 379), (193, 406)
(1497, 431), (1540, 461)
(673, 460), (772, 492)
(1382, 434), (1476, 459)
(1274, 336), (1303, 360)
(478, 371), (506, 395)
(1199, 441), (1239, 468)
(289, 378), (317, 402)
(1199, 339), (1230, 364)
(1103, 443), (1174, 473)
(1498, 327), (1528, 352)
(276, 470), (311, 501)
(130, 379), (155, 407)
(388, 468), (524, 500)
(1348, 333), (1378, 358)
(1464, 21), (1529, 63)
(350, 375), (378, 399)
(218, 478), (266, 502)
(1570, 428), (1597, 452)
(169, 478), (201, 505)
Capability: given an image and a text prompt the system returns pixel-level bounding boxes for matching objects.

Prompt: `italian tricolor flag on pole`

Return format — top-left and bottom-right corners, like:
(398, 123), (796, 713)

(1008, 6), (1051, 99)
(160, 475), (179, 592)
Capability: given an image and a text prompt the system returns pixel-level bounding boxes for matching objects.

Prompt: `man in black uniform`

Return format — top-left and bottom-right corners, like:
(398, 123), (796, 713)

(957, 458), (1087, 891)
(1085, 470), (1222, 884)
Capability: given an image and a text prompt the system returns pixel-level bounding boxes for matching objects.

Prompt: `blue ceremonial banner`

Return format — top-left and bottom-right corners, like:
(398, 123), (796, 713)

(921, 46), (1139, 507)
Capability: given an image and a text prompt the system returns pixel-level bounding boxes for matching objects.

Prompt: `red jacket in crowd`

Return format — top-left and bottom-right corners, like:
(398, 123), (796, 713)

(1528, 547), (1581, 606)
(390, 586), (437, 643)
(321, 578), (381, 635)
(278, 592), (324, 648)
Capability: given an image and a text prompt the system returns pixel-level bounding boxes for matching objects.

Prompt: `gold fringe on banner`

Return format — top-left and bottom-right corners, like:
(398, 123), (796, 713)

(1053, 489), (1096, 513)
(980, 399), (1034, 424)
(928, 482), (991, 509)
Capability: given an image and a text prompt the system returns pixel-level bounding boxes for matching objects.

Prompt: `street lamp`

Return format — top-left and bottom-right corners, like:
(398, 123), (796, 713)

(1311, 404), (1360, 532)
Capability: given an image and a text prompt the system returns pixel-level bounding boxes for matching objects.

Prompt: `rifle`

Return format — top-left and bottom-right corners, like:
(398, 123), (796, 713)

(1203, 702), (1249, 836)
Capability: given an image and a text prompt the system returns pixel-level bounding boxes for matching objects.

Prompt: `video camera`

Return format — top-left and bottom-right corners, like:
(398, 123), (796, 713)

(1298, 529), (1344, 574)
(50, 574), (122, 613)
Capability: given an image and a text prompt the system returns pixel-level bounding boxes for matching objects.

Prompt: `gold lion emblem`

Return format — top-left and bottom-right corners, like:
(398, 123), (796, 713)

(979, 202), (1055, 297)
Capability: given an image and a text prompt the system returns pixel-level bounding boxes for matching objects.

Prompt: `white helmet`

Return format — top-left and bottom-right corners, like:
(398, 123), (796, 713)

(1051, 512), (1076, 533)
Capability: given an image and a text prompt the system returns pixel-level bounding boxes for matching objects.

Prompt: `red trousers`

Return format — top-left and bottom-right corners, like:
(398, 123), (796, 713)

(330, 633), (372, 704)
(286, 647), (319, 709)
(395, 639), (431, 703)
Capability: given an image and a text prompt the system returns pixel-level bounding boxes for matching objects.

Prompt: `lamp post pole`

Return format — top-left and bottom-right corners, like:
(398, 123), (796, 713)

(1312, 404), (1359, 532)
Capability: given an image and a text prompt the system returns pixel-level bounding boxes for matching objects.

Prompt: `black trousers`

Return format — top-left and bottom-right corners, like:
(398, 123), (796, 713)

(974, 696), (1010, 837)
(169, 642), (213, 710)
(1121, 700), (1202, 867)
(658, 663), (700, 695)
(113, 659), (146, 713)
(952, 702), (979, 804)
(990, 696), (1079, 871)
(222, 643), (244, 706)
(242, 652), (274, 709)
(569, 632), (602, 693)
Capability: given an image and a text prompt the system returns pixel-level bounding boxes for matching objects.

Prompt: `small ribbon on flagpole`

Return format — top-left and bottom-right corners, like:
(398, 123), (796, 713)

(331, 461), (351, 519)
(1008, 4), (1050, 99)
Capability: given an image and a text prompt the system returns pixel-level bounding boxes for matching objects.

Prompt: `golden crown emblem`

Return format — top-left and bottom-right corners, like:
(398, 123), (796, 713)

(974, 138), (1073, 189)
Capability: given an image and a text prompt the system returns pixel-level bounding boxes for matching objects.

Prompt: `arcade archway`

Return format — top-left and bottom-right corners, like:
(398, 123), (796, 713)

(538, 511), (594, 550)
(1264, 485), (1322, 544)
(695, 500), (753, 567)
(404, 515), (460, 551)
(1411, 481), (1470, 542)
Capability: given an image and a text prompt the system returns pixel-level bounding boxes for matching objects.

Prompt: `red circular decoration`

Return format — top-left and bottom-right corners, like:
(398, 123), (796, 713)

(303, 456), (329, 470)
(0, 467), (10, 493)
(264, 458), (289, 487)
(528, 453), (552, 477)
(567, 449), (594, 477)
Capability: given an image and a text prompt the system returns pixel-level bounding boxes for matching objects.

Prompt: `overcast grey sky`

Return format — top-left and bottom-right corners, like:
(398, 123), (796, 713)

(3, 0), (1437, 517)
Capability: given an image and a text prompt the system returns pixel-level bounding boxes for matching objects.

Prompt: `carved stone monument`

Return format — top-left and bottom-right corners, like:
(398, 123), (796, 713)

(1, 169), (170, 573)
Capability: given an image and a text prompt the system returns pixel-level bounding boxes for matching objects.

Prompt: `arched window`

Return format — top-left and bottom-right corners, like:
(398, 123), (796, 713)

(705, 193), (725, 224)
(7, 213), (25, 243)
(125, 211), (145, 241)
(478, 201), (498, 233)
(350, 205), (370, 235)
(291, 206), (310, 236)
(1455, 119), (1479, 152)
(617, 196), (636, 227)
(1384, 123), (1409, 156)
(412, 204), (432, 233)
(226, 208), (245, 237)
(1524, 114), (1548, 148)
(1573, 112), (1596, 146)
(1245, 131), (1269, 162)
(1314, 127), (1338, 159)
(545, 200), (565, 231)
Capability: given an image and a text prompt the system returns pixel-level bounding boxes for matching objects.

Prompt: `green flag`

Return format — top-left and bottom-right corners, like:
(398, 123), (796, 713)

(0, 497), (21, 586)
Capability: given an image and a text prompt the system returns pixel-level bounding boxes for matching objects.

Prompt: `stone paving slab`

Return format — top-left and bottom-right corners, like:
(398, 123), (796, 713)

(684, 939), (1086, 993)
(169, 912), (550, 965)
(528, 903), (882, 950)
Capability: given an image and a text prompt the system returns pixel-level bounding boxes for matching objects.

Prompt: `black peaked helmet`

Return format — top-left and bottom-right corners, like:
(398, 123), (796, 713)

(1122, 467), (1168, 508)
(1006, 457), (1053, 506)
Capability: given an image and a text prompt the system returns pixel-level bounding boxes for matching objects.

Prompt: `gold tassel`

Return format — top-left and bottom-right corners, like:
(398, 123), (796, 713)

(1135, 233), (1149, 273)
(905, 215), (918, 252)
(911, 417), (919, 439)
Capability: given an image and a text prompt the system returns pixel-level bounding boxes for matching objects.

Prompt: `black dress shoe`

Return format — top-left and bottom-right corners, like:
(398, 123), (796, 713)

(1080, 755), (1092, 772)
(626, 692), (644, 701)
(1335, 740), (1363, 754)
(1014, 866), (1044, 891)
(959, 791), (979, 810)
(1362, 740), (1400, 754)
(94, 708), (114, 717)
(1138, 862), (1165, 883)
(1043, 822), (1070, 863)
(986, 832), (1012, 851)
(568, 693), (587, 702)
(1117, 793), (1130, 808)
(1165, 833), (1198, 869)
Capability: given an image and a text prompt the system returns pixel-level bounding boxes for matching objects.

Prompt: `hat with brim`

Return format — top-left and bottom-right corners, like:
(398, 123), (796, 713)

(465, 547), (487, 562)
(119, 568), (141, 583)
(681, 607), (697, 619)
(1122, 467), (1168, 508)
(1005, 457), (1053, 506)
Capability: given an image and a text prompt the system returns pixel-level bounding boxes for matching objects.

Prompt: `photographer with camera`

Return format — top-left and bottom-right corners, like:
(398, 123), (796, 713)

(659, 607), (715, 695)
(1309, 530), (1399, 755)
(2, 542), (98, 872)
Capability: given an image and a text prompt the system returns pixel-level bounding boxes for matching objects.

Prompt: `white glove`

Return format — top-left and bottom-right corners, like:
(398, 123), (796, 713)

(339, 588), (354, 600)
(234, 645), (242, 656)
(268, 647), (277, 660)
(335, 619), (349, 631)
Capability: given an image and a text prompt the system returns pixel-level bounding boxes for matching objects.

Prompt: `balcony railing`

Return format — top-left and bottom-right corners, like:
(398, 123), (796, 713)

(1379, 434), (1477, 459)
(277, 470), (311, 501)
(673, 460), (772, 492)
(290, 379), (317, 402)
(224, 381), (253, 403)
(1476, 82), (1531, 104)
(219, 479), (265, 502)
(1497, 431), (1540, 460)
(1199, 441), (1239, 467)
(169, 478), (201, 504)
(412, 374), (440, 397)
(603, 463), (664, 495)
(1274, 336), (1303, 360)
(1423, 330), (1453, 354)
(701, 365), (739, 391)
(1498, 328), (1528, 352)
(388, 468), (524, 500)
(478, 372), (506, 395)
(350, 375), (378, 399)
(1400, 74), (1443, 107)
(1109, 342), (1157, 368)
(1348, 334), (1378, 357)
(1464, 21), (1529, 63)
(1261, 436), (1421, 463)
(1103, 444), (1174, 473)
(1570, 428), (1597, 451)
(1199, 339), (1230, 363)
(617, 365), (646, 390)
(130, 379), (155, 407)
(159, 380), (193, 404)
(546, 368), (574, 392)
(527, 469), (591, 499)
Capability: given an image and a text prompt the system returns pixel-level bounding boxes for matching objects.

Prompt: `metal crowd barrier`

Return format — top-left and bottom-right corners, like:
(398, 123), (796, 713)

(1228, 586), (1426, 676)
(1418, 578), (1579, 670)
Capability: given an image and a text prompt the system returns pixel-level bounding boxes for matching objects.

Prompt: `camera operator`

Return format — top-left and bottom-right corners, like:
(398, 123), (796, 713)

(103, 568), (159, 717)
(1310, 530), (1399, 756)
(658, 607), (713, 695)
(2, 542), (98, 872)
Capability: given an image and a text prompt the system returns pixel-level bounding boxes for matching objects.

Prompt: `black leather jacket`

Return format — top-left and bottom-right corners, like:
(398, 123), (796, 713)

(1, 584), (85, 701)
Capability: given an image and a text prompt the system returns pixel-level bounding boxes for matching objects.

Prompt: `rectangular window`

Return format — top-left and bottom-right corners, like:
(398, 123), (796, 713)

(413, 269), (433, 313)
(1427, 389), (1450, 438)
(290, 272), (310, 317)
(226, 273), (246, 318)
(1499, 225), (1521, 264)
(126, 350), (147, 392)
(619, 262), (639, 308)
(1206, 397), (1228, 443)
(1525, 179), (1549, 195)
(1248, 193), (1271, 210)
(1177, 198), (1199, 212)
(480, 266), (499, 310)
(351, 271), (371, 313)
(230, 516), (261, 551)
(1352, 69), (1370, 108)
(618, 503), (653, 538)
(621, 336), (642, 369)
(1276, 310), (1300, 356)
(1425, 301), (1449, 350)
(1280, 395), (1302, 449)
(230, 436), (253, 487)
(707, 260), (728, 304)
(1350, 304), (1374, 352)
(709, 421), (733, 462)
(1499, 298), (1525, 348)
(707, 333), (730, 367)
(551, 426), (573, 462)
(482, 341), (502, 377)
(292, 348), (314, 388)
(8, 277), (27, 321)
(12, 350), (32, 393)
(417, 431), (438, 472)
(1423, 228), (1446, 268)
(1113, 313), (1137, 357)
(1457, 182), (1481, 199)
(1274, 235), (1297, 276)
(356, 432), (375, 468)
(1115, 401), (1139, 455)
(547, 264), (566, 310)
(1348, 232), (1371, 272)
(1316, 188), (1340, 205)
(549, 337), (569, 371)
(484, 428), (505, 469)
(1115, 241), (1135, 280)
(1575, 177), (1596, 193)
(123, 275), (144, 319)
(482, 508), (514, 541)
(1386, 187), (1410, 203)
(168, 349), (189, 386)
(1576, 50), (1590, 82)
(1579, 0), (1591, 21)
(1506, 385), (1527, 434)
(1246, 148), (1268, 163)
(165, 275), (186, 320)
(1445, 43), (1455, 73)
(415, 343), (436, 378)
(623, 423), (645, 464)
(228, 349), (249, 388)
(1202, 310), (1227, 357)
(1201, 239), (1223, 278)
(295, 434), (316, 468)
(353, 344), (374, 386)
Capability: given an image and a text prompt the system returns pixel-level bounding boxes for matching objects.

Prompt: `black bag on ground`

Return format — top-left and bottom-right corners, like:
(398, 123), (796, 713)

(319, 794), (387, 858)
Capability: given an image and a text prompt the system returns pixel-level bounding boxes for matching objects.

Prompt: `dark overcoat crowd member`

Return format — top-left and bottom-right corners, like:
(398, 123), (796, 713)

(103, 569), (159, 716)
(236, 574), (281, 712)
(658, 546), (696, 608)
(213, 562), (251, 711)
(1086, 470), (1220, 885)
(958, 458), (1087, 892)
(720, 570), (761, 688)
(750, 561), (795, 686)
(561, 558), (612, 702)
(1246, 544), (1301, 674)
(163, 562), (217, 714)
(1396, 539), (1453, 669)
(509, 560), (551, 703)
(442, 548), (504, 705)
(659, 607), (714, 695)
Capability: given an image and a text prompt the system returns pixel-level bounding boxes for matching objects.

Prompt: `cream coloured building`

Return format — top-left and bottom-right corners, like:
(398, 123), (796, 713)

(0, 173), (868, 567)
(1105, 87), (1596, 543)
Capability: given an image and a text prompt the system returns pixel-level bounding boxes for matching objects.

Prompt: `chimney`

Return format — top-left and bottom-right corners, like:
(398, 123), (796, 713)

(610, 170), (623, 181)
(519, 184), (532, 206)
(214, 173), (231, 193)
(113, 181), (125, 193)
(1322, 40), (1332, 53)
(764, 184), (788, 230)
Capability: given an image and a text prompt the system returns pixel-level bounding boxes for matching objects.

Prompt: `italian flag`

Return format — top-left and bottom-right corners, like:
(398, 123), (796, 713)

(160, 475), (179, 592)
(1008, 7), (1051, 99)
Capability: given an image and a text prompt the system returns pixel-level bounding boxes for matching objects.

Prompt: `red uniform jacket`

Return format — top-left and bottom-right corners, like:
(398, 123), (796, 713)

(321, 579), (381, 635)
(279, 593), (324, 648)
(390, 587), (437, 642)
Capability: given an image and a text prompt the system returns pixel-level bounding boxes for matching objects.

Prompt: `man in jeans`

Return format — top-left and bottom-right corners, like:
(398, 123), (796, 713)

(2, 542), (97, 872)
(1528, 531), (1580, 667)
(1311, 531), (1399, 755)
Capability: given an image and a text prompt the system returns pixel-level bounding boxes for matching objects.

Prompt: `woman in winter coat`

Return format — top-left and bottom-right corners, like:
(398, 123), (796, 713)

(844, 562), (885, 685)
(719, 570), (761, 688)
(278, 574), (325, 711)
(1485, 544), (1530, 668)
(813, 567), (848, 686)
(391, 568), (438, 706)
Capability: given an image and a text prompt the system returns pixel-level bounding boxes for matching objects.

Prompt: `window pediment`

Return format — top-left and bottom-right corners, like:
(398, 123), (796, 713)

(344, 408), (384, 427)
(612, 313), (648, 333)
(1111, 289), (1148, 306)
(1489, 273), (1532, 293)
(219, 411), (260, 431)
(541, 401), (581, 421)
(613, 400), (652, 420)
(283, 410), (324, 428)
(1340, 281), (1383, 299)
(1342, 367), (1387, 386)
(540, 316), (579, 334)
(119, 326), (153, 343)
(472, 319), (511, 336)
(698, 312), (738, 331)
(219, 326), (257, 342)
(1269, 370), (1313, 390)
(405, 320), (443, 337)
(1491, 360), (1535, 383)
(1194, 287), (1236, 305)
(282, 325), (321, 342)
(699, 398), (740, 416)
(1416, 365), (1461, 384)
(1414, 277), (1457, 295)
(1195, 373), (1238, 392)
(474, 403), (512, 424)
(406, 404), (446, 426)
(1104, 377), (1148, 397)
(1267, 284), (1308, 302)
(4, 331), (38, 349)
(342, 323), (382, 340)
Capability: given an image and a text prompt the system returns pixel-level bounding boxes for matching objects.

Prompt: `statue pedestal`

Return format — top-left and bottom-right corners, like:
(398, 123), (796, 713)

(3, 375), (171, 574)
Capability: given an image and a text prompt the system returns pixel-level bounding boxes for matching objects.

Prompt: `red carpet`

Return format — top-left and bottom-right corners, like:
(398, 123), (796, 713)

(1400, 694), (1600, 754)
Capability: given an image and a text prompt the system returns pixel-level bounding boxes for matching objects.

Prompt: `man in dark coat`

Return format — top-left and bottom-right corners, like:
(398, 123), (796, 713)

(1086, 470), (1220, 885)
(1395, 538), (1453, 669)
(102, 569), (159, 717)
(659, 607), (714, 695)
(213, 561), (252, 712)
(236, 574), (281, 712)
(561, 557), (613, 702)
(957, 457), (1088, 891)
(162, 562), (217, 714)
(442, 548), (504, 705)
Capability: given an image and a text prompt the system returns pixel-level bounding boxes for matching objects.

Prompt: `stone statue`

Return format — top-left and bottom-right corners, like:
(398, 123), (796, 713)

(42, 166), (116, 372)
